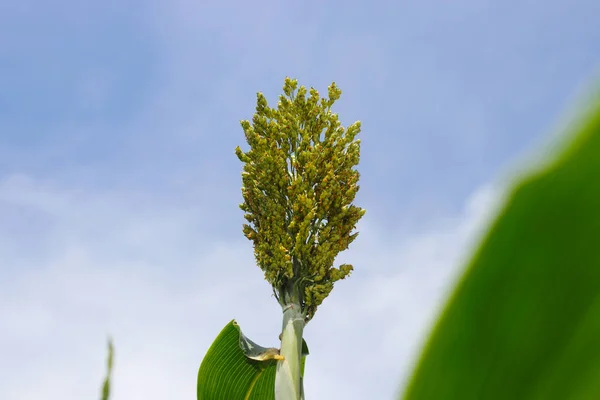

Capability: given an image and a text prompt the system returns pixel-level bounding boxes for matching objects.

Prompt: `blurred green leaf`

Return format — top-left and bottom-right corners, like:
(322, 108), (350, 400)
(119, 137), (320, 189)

(403, 91), (600, 399)
(100, 338), (114, 400)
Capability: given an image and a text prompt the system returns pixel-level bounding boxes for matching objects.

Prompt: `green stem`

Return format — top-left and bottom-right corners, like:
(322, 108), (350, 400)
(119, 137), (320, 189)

(276, 303), (305, 400)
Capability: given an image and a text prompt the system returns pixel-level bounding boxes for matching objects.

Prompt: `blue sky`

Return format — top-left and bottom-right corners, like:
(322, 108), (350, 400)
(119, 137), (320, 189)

(1, 1), (599, 399)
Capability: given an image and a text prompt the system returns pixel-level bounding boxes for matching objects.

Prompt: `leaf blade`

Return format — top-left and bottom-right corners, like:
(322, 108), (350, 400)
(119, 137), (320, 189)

(197, 320), (277, 400)
(403, 89), (600, 399)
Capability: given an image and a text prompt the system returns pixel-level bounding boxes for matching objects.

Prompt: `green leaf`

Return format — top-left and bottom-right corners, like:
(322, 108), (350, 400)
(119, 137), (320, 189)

(402, 90), (600, 399)
(198, 320), (309, 400)
(100, 338), (114, 400)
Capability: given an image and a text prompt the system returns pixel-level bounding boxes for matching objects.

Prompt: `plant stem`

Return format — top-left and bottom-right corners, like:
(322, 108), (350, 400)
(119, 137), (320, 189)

(276, 303), (305, 400)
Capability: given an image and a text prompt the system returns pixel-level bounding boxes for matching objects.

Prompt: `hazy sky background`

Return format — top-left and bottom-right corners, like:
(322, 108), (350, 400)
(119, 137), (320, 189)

(1, 1), (599, 399)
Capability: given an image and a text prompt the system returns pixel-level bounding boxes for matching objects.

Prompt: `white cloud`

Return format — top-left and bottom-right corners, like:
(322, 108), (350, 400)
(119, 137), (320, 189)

(0, 175), (504, 400)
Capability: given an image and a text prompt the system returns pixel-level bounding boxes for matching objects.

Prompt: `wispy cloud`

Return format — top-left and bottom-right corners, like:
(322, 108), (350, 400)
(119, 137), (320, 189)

(0, 173), (504, 399)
